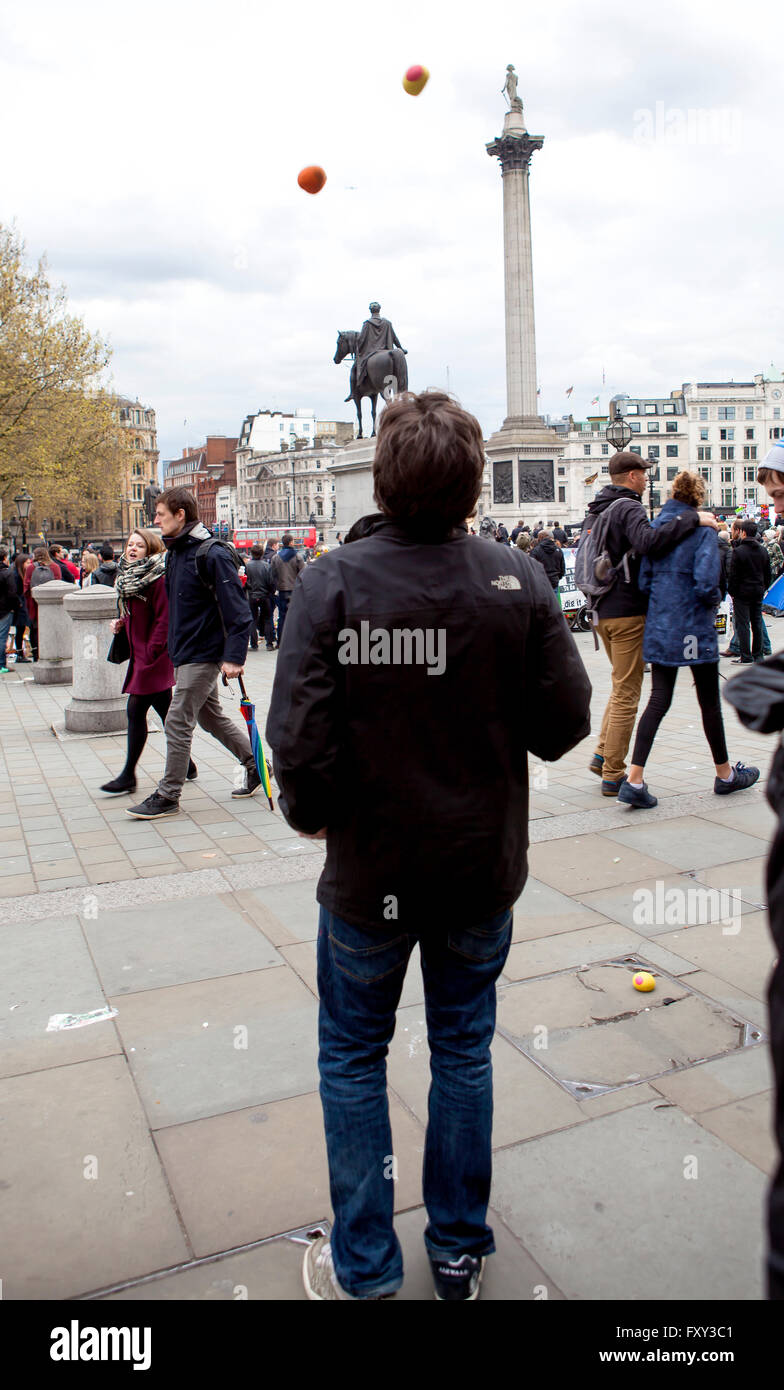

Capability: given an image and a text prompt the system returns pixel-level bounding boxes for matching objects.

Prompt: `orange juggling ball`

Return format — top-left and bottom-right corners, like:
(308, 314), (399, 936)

(297, 166), (327, 195)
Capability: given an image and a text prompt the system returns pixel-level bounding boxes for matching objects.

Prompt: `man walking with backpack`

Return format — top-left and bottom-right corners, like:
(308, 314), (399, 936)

(580, 452), (718, 796)
(126, 487), (261, 819)
(270, 534), (304, 646)
(244, 544), (277, 650)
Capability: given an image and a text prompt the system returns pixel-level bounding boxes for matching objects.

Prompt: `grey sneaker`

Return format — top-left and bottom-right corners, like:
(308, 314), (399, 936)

(302, 1235), (395, 1301)
(714, 763), (760, 796)
(618, 781), (658, 810)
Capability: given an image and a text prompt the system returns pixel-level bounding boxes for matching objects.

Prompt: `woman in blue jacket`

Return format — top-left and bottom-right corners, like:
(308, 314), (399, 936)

(619, 472), (759, 808)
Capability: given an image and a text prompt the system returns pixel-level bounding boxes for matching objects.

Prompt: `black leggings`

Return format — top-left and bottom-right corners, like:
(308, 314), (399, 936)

(631, 662), (728, 769)
(122, 690), (172, 777)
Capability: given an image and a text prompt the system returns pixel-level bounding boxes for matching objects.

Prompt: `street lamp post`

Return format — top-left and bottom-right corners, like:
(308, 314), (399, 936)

(604, 416), (655, 517)
(8, 516), (20, 559)
(14, 487), (33, 551)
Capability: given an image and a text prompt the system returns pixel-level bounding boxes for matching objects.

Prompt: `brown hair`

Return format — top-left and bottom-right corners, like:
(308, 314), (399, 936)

(33, 546), (51, 565)
(757, 466), (784, 487)
(671, 471), (706, 506)
(128, 528), (164, 556)
(157, 487), (198, 523)
(372, 391), (485, 534)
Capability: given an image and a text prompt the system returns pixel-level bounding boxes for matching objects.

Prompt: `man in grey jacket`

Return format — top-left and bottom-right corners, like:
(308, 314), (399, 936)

(270, 534), (304, 646)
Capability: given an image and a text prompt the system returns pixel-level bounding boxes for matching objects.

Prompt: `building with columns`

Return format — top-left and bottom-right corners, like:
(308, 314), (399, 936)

(116, 396), (159, 535)
(239, 441), (337, 529)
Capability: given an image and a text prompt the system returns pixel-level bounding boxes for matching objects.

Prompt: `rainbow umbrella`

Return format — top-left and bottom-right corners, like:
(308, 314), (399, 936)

(236, 674), (274, 811)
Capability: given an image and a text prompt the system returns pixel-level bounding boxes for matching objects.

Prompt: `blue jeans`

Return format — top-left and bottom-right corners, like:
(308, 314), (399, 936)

(0, 611), (13, 665)
(276, 591), (290, 645)
(316, 904), (513, 1298)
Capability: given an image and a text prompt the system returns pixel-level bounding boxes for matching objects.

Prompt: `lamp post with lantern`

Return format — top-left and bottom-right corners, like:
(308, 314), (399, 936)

(604, 416), (655, 519)
(13, 487), (33, 552)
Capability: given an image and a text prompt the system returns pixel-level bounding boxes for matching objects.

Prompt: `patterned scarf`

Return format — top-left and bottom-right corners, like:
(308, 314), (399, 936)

(115, 552), (167, 616)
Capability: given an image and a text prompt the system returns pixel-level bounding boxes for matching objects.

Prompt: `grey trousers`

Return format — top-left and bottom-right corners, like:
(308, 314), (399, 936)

(158, 662), (254, 801)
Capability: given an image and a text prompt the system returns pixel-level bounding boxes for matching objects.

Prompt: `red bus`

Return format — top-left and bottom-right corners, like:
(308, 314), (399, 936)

(233, 525), (317, 553)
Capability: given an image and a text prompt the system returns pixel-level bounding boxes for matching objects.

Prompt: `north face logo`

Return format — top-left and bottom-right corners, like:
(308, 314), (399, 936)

(491, 575), (521, 591)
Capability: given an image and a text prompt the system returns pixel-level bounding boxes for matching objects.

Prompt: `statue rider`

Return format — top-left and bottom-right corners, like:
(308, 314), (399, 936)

(352, 303), (407, 398)
(143, 478), (161, 525)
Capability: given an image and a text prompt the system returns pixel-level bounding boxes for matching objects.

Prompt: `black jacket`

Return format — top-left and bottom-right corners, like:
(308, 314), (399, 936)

(727, 537), (772, 602)
(585, 485), (701, 619)
(531, 537), (565, 590)
(92, 560), (118, 587)
(244, 558), (275, 601)
(0, 563), (19, 618)
(163, 522), (252, 667)
(266, 520), (592, 930)
(717, 534), (732, 599)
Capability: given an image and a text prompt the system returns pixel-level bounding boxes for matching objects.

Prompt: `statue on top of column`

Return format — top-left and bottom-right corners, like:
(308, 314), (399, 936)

(502, 64), (523, 113)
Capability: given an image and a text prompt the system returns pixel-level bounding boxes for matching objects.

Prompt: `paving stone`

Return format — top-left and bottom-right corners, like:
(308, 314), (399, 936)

(85, 895), (283, 995)
(498, 964), (689, 1038)
(0, 873), (36, 897)
(101, 1234), (311, 1301)
(693, 858), (767, 909)
(0, 856), (32, 876)
(0, 914), (122, 1078)
(34, 857), (82, 881)
(511, 878), (609, 941)
(85, 862), (134, 885)
(71, 830), (121, 849)
(651, 1045), (772, 1114)
(575, 872), (758, 936)
(680, 970), (767, 1029)
(695, 1091), (777, 1175)
(654, 911), (774, 1000)
(112, 966), (319, 1127)
(602, 816), (769, 871)
(490, 1102), (766, 1300)
(155, 1089), (423, 1257)
(28, 874), (89, 892)
(577, 1082), (659, 1118)
(527, 835), (673, 894)
(698, 799), (777, 838)
(234, 881), (321, 947)
(503, 921), (644, 982)
(0, 1056), (189, 1298)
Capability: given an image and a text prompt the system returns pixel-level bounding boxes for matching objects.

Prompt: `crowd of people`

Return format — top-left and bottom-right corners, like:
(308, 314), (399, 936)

(3, 406), (784, 1301)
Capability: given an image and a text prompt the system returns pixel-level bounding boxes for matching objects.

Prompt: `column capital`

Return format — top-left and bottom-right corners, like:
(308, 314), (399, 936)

(486, 132), (544, 174)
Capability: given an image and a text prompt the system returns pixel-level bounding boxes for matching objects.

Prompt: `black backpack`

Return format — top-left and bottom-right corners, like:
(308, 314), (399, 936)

(194, 538), (244, 598)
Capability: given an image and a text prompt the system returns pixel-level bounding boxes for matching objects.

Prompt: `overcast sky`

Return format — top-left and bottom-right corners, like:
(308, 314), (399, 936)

(2, 0), (782, 471)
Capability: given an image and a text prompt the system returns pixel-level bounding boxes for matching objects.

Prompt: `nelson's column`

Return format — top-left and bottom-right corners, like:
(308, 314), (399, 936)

(484, 66), (563, 518)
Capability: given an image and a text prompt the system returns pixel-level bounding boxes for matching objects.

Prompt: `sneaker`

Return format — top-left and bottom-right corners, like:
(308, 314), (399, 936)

(714, 762), (760, 796)
(601, 776), (627, 797)
(730, 658), (753, 665)
(265, 644), (277, 651)
(231, 765), (262, 798)
(430, 1253), (485, 1302)
(186, 761), (198, 781)
(0, 667), (9, 675)
(302, 1235), (394, 1301)
(14, 655), (30, 664)
(589, 754), (604, 777)
(618, 780), (658, 809)
(126, 793), (180, 819)
(100, 775), (137, 795)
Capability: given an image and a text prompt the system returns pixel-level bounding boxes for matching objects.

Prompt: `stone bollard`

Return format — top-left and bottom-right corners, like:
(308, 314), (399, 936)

(33, 581), (74, 684)
(63, 587), (128, 733)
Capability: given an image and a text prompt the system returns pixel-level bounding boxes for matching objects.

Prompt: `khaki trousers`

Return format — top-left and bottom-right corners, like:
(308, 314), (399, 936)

(158, 662), (253, 802)
(595, 615), (646, 783)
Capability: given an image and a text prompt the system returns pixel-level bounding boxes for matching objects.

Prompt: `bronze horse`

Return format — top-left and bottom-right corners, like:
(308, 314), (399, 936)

(333, 331), (408, 439)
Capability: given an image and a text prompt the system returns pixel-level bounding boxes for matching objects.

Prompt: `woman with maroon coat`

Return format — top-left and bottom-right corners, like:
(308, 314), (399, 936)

(100, 529), (197, 794)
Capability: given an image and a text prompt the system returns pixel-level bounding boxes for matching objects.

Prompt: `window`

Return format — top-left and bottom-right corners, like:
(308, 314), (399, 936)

(773, 428), (783, 440)
(718, 406), (735, 420)
(647, 421), (660, 432)
(746, 428), (755, 440)
(697, 446), (711, 461)
(644, 403), (657, 414)
(721, 488), (735, 508)
(666, 445), (678, 458)
(629, 444), (642, 455)
(557, 466), (565, 476)
(667, 466), (678, 480)
(719, 428), (734, 441)
(647, 446), (660, 459)
(666, 420), (678, 433)
(721, 466), (734, 483)
(583, 444), (591, 455)
(743, 446), (757, 461)
(699, 407), (708, 421)
(720, 446), (735, 461)
(662, 402), (676, 413)
(601, 443), (609, 454)
(746, 406), (754, 419)
(744, 466), (756, 482)
(775, 408), (782, 419)
(699, 466), (710, 481)
(699, 429), (709, 441)
(558, 486), (566, 503)
(629, 421), (641, 432)
(625, 404), (639, 414)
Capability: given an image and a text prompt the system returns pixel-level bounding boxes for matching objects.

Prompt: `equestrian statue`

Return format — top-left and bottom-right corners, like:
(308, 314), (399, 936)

(333, 302), (408, 439)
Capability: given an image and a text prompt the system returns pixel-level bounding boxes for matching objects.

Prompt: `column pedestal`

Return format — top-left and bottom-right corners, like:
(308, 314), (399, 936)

(33, 581), (74, 685)
(63, 588), (128, 733)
